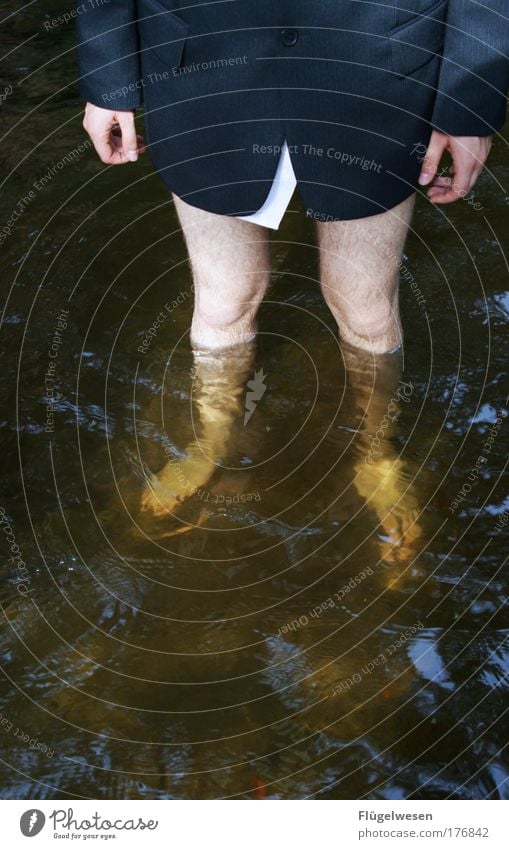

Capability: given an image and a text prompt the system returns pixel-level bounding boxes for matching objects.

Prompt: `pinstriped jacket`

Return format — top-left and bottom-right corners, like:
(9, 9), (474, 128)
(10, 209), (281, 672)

(75, 1), (509, 219)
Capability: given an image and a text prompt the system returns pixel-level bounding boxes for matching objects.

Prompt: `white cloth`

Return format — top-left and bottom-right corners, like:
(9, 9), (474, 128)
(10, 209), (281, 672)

(239, 140), (297, 230)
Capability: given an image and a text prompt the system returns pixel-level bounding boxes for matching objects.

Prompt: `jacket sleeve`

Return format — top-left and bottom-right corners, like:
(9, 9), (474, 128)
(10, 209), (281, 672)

(431, 0), (509, 135)
(75, 1), (143, 110)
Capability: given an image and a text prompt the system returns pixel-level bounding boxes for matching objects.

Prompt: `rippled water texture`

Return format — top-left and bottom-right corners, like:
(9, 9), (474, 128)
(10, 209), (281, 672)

(0, 1), (508, 799)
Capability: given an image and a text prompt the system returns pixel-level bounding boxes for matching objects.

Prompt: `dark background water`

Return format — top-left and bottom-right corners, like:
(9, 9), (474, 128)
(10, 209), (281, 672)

(0, 1), (508, 799)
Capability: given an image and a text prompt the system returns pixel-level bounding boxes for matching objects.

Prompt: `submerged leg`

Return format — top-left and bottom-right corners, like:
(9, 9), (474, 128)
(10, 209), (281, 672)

(141, 339), (256, 517)
(342, 342), (422, 569)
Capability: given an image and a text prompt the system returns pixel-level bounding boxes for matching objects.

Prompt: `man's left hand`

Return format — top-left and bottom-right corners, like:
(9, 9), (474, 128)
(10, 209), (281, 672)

(418, 131), (492, 203)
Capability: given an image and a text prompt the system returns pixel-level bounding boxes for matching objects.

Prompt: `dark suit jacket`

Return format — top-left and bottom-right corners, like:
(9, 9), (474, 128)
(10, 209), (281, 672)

(75, 0), (509, 219)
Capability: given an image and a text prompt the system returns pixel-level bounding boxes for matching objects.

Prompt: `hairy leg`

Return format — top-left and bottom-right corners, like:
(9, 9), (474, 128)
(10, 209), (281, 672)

(316, 195), (416, 354)
(173, 193), (272, 350)
(141, 197), (269, 519)
(317, 196), (421, 570)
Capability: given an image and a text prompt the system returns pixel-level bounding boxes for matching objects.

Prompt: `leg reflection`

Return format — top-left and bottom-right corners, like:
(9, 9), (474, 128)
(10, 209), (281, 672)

(141, 339), (256, 518)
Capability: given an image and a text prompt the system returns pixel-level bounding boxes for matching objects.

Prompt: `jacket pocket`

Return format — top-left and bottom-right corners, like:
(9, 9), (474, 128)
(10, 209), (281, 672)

(389, 0), (447, 77)
(137, 0), (190, 71)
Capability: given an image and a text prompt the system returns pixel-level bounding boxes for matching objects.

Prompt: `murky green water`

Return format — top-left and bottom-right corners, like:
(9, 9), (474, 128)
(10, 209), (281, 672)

(0, 1), (508, 799)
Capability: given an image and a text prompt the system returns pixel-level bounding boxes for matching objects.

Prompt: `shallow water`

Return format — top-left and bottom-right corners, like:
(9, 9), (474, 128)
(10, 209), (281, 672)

(0, 1), (508, 799)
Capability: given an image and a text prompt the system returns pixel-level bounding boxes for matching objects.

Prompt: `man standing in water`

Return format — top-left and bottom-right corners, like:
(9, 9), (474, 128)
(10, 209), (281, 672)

(75, 2), (508, 551)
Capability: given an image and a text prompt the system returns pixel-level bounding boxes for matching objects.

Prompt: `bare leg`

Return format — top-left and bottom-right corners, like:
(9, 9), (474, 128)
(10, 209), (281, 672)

(316, 195), (415, 354)
(141, 196), (267, 517)
(172, 194), (271, 350)
(317, 196), (421, 569)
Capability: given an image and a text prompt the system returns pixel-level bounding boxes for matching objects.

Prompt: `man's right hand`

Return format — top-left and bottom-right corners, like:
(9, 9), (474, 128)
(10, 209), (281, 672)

(82, 103), (146, 165)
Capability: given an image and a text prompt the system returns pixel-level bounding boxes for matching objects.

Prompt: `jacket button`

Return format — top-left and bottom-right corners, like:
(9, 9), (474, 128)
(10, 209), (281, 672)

(280, 28), (299, 47)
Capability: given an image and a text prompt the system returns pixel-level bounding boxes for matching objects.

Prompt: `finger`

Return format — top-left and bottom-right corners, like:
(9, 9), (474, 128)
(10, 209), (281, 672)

(427, 180), (470, 203)
(467, 139), (491, 191)
(116, 111), (139, 162)
(427, 167), (453, 198)
(110, 131), (125, 156)
(136, 133), (147, 154)
(429, 174), (452, 188)
(449, 151), (474, 201)
(427, 144), (470, 203)
(427, 187), (449, 201)
(425, 164), (453, 199)
(468, 162), (484, 192)
(90, 129), (118, 165)
(418, 132), (448, 186)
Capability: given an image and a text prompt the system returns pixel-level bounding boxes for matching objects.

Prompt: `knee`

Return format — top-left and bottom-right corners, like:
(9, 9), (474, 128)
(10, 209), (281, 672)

(342, 305), (396, 343)
(325, 291), (400, 352)
(326, 288), (392, 334)
(194, 296), (256, 331)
